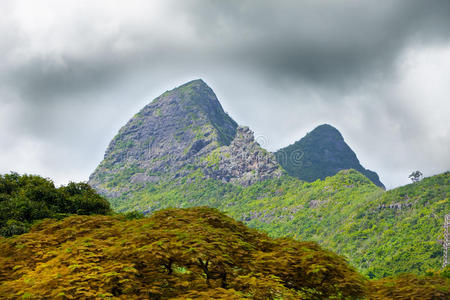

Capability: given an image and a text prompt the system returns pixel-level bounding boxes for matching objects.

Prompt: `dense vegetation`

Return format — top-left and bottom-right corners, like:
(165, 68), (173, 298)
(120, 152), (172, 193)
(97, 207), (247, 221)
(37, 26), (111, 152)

(112, 170), (449, 278)
(0, 172), (448, 298)
(368, 273), (449, 299)
(1, 207), (447, 299)
(0, 173), (111, 237)
(0, 207), (364, 299)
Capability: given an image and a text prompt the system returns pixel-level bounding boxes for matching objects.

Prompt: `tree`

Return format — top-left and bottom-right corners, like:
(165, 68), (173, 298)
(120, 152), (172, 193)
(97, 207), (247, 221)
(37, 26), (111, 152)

(409, 170), (423, 183)
(0, 207), (368, 299)
(369, 273), (450, 299)
(1, 207), (449, 298)
(0, 173), (111, 237)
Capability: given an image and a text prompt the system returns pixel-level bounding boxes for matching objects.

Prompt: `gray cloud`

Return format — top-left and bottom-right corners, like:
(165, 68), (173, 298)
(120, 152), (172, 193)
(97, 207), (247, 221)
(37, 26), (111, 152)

(0, 0), (449, 188)
(180, 0), (450, 87)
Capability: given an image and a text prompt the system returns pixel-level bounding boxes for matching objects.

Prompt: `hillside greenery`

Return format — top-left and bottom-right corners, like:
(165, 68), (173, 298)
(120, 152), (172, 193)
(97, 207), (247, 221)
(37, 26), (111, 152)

(0, 206), (448, 299)
(0, 173), (111, 237)
(111, 170), (449, 279)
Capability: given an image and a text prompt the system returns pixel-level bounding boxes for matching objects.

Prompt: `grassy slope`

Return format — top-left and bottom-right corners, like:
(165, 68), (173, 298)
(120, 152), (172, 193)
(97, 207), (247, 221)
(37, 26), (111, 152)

(111, 170), (449, 278)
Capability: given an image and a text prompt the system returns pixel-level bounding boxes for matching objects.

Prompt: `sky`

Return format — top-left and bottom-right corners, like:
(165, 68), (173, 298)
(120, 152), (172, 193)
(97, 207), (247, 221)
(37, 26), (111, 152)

(1, 0), (449, 189)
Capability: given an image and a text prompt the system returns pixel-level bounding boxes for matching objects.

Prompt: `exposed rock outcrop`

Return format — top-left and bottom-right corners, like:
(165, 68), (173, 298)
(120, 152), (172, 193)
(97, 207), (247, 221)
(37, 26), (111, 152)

(203, 126), (283, 185)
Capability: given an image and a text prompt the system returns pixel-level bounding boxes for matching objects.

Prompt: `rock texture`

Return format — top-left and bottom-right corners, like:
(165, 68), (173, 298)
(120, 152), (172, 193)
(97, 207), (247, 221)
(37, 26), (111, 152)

(275, 124), (384, 188)
(89, 79), (282, 198)
(203, 126), (283, 185)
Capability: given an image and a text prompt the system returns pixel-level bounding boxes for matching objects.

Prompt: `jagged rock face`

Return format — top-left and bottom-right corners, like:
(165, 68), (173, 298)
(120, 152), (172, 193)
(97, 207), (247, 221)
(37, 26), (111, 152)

(89, 80), (283, 198)
(203, 126), (283, 186)
(275, 124), (385, 188)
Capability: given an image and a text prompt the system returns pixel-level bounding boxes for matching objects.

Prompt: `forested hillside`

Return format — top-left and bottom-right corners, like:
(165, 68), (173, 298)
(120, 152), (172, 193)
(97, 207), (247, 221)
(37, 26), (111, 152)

(111, 170), (449, 278)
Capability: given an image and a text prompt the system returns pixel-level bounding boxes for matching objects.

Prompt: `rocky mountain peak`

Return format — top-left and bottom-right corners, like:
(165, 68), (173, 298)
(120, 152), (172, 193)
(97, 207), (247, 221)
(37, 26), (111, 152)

(89, 80), (282, 198)
(160, 79), (238, 146)
(275, 124), (384, 188)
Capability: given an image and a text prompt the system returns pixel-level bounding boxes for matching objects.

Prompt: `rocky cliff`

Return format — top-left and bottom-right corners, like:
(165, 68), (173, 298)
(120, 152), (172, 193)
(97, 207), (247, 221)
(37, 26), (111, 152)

(275, 124), (384, 188)
(202, 126), (283, 185)
(89, 79), (282, 198)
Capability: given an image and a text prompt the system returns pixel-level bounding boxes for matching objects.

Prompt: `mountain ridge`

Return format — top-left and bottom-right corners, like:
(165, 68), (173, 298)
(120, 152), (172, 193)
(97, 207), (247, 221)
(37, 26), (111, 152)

(89, 79), (384, 199)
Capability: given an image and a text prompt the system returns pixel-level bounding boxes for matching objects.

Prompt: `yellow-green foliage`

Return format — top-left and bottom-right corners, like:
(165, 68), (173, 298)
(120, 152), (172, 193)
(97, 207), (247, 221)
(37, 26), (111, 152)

(368, 273), (449, 300)
(0, 207), (368, 299)
(202, 148), (222, 168)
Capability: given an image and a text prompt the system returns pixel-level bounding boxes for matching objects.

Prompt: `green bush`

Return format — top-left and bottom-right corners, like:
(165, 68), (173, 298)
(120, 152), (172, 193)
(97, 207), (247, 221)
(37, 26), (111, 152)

(0, 173), (111, 237)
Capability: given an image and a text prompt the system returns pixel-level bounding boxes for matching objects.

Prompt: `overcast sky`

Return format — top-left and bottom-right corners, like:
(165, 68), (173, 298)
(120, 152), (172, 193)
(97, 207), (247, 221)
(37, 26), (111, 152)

(1, 0), (449, 189)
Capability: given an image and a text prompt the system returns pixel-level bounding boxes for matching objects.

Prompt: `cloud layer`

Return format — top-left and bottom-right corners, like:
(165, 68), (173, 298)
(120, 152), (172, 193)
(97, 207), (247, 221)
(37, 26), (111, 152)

(1, 0), (449, 188)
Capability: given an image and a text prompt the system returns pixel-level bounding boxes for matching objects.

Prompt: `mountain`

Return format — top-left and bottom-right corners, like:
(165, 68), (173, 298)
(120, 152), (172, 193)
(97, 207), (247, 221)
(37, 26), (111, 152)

(89, 79), (282, 199)
(275, 124), (385, 188)
(89, 79), (449, 278)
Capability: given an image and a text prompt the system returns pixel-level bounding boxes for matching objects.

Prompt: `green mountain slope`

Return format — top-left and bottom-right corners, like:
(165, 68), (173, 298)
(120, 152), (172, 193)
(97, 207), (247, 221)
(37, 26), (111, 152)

(275, 124), (384, 188)
(111, 170), (449, 278)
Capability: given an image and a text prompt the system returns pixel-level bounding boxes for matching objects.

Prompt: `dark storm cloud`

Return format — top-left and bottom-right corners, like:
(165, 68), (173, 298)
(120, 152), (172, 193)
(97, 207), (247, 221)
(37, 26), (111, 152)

(4, 0), (450, 101)
(0, 0), (449, 188)
(3, 32), (180, 102)
(41, 2), (450, 106)
(176, 0), (450, 88)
